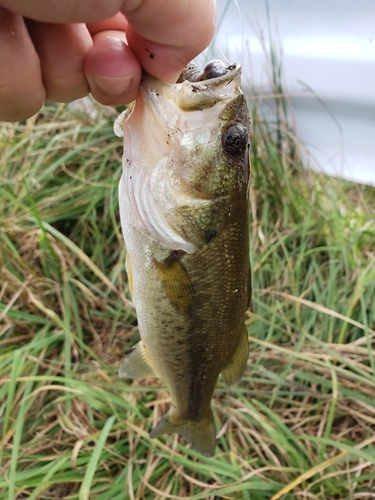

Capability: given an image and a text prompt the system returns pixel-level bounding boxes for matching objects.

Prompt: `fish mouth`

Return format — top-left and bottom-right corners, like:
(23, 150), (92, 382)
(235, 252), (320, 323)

(114, 61), (242, 138)
(141, 61), (242, 113)
(177, 63), (242, 112)
(176, 61), (241, 87)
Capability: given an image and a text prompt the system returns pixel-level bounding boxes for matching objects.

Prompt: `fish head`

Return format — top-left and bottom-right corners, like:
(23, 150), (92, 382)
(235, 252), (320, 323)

(175, 64), (249, 196)
(116, 60), (250, 253)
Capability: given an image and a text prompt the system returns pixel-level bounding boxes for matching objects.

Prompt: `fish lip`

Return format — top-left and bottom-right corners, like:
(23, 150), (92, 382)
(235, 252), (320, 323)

(192, 63), (241, 86)
(142, 63), (241, 89)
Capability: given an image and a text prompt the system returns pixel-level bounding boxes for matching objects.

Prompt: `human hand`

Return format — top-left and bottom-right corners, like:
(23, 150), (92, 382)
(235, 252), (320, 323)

(0, 0), (216, 121)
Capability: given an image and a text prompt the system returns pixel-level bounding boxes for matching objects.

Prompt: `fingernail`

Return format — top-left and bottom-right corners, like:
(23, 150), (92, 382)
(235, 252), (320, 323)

(92, 74), (133, 96)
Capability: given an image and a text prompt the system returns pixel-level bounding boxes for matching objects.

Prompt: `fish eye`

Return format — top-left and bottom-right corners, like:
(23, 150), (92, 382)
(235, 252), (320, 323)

(202, 59), (227, 80)
(222, 124), (248, 157)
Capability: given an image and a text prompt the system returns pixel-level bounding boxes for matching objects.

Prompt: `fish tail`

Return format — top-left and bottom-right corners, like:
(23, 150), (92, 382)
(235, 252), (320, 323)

(150, 407), (216, 457)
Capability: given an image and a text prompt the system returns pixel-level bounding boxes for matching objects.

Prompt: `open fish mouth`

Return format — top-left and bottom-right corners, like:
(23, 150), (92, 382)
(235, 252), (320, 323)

(173, 59), (242, 111)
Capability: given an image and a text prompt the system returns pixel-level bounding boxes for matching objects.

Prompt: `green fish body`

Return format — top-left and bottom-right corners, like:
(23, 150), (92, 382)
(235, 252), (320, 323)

(115, 60), (251, 456)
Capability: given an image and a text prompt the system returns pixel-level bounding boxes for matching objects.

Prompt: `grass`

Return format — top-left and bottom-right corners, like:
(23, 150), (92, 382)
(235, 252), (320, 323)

(1, 80), (375, 499)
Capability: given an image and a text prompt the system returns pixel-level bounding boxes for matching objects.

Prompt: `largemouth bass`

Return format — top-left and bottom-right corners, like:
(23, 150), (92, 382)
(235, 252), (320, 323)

(115, 59), (251, 457)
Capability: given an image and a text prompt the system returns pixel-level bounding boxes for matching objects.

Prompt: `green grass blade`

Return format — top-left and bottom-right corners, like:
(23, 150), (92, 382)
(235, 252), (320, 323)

(79, 415), (116, 500)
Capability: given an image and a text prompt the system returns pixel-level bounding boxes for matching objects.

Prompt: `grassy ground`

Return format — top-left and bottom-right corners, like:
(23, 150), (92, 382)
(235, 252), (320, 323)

(1, 85), (375, 500)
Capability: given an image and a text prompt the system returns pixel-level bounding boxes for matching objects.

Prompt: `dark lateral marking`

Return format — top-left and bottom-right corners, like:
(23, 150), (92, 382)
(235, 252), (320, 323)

(204, 229), (217, 244)
(145, 48), (154, 59)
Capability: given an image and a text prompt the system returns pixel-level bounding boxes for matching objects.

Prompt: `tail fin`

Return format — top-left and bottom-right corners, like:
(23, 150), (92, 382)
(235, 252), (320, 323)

(150, 407), (216, 457)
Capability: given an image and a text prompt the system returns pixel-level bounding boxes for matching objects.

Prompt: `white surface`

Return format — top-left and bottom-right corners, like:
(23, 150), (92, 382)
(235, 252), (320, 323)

(203, 0), (375, 186)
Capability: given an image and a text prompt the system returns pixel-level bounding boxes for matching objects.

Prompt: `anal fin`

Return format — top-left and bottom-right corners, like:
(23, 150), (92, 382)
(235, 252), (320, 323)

(220, 324), (249, 386)
(119, 341), (157, 378)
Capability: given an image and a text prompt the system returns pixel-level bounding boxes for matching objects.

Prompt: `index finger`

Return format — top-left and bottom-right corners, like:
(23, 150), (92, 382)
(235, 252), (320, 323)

(122, 0), (217, 82)
(0, 0), (123, 23)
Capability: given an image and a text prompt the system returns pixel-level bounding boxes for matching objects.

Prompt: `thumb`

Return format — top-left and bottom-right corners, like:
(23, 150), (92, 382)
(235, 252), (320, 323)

(85, 30), (141, 105)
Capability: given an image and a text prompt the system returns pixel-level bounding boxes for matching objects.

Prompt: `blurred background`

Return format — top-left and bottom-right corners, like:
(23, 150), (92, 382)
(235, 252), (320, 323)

(210, 0), (375, 186)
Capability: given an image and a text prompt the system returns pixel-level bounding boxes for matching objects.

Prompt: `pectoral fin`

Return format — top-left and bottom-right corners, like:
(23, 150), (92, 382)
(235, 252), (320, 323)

(154, 253), (194, 314)
(118, 341), (157, 378)
(220, 324), (249, 386)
